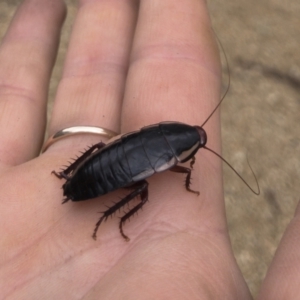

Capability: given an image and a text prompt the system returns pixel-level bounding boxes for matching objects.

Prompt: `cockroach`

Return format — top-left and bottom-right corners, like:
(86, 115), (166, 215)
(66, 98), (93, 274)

(53, 115), (259, 241)
(53, 40), (259, 241)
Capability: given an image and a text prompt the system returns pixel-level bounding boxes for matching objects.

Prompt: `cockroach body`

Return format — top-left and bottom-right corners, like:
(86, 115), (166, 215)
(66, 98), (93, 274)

(53, 122), (208, 241)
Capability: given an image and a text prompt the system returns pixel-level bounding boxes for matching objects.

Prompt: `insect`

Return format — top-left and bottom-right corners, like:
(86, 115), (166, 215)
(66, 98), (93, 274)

(54, 122), (207, 240)
(53, 118), (259, 241)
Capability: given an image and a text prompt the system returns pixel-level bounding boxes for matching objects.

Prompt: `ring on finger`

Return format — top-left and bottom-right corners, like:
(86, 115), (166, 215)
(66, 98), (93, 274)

(42, 126), (118, 153)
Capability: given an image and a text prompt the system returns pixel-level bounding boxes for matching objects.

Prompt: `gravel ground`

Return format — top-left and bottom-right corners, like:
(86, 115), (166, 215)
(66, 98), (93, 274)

(1, 0), (300, 297)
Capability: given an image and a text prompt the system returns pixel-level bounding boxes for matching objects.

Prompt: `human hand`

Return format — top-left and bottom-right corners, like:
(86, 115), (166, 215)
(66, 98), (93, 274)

(0, 0), (257, 298)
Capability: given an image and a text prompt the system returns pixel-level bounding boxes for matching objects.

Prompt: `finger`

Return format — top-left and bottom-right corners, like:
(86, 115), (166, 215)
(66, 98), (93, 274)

(47, 0), (138, 153)
(122, 0), (221, 129)
(122, 0), (223, 222)
(114, 1), (247, 297)
(0, 0), (65, 168)
(257, 202), (300, 299)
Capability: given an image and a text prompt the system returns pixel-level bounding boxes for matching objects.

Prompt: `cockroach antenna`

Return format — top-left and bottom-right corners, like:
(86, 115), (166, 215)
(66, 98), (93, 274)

(201, 31), (260, 195)
(201, 31), (231, 127)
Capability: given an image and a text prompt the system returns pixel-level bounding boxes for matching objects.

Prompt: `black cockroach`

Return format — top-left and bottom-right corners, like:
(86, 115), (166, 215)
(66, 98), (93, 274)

(53, 110), (259, 242)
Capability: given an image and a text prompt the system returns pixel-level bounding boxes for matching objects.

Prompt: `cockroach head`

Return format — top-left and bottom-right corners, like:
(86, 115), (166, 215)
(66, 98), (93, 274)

(194, 126), (207, 148)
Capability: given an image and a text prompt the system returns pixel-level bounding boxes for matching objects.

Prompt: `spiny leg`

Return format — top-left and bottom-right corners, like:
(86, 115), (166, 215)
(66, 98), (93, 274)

(190, 156), (196, 169)
(170, 161), (200, 196)
(92, 195), (135, 240)
(52, 142), (106, 179)
(119, 181), (148, 241)
(92, 180), (149, 241)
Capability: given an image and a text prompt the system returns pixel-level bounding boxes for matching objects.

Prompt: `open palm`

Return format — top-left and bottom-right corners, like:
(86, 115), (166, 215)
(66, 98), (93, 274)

(2, 0), (293, 299)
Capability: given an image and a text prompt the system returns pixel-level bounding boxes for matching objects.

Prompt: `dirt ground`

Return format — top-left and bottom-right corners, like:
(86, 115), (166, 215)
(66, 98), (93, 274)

(1, 0), (300, 297)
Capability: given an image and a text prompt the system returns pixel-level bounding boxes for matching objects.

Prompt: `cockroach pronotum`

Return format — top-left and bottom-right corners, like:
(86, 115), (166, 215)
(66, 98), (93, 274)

(53, 40), (259, 241)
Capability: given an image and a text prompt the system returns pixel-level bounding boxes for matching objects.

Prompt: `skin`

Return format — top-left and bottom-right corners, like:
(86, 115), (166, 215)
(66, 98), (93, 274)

(0, 0), (297, 299)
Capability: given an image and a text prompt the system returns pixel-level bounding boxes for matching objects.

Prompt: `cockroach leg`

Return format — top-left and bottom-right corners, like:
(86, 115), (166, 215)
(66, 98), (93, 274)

(52, 170), (70, 180)
(170, 165), (200, 196)
(92, 180), (149, 241)
(62, 197), (71, 204)
(53, 142), (106, 179)
(190, 156), (196, 169)
(119, 181), (149, 241)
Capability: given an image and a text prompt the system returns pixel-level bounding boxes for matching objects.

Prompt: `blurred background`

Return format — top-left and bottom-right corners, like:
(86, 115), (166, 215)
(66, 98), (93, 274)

(1, 0), (300, 297)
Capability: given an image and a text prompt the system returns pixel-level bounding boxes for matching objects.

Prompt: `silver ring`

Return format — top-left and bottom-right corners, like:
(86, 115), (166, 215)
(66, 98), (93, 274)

(42, 126), (118, 153)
